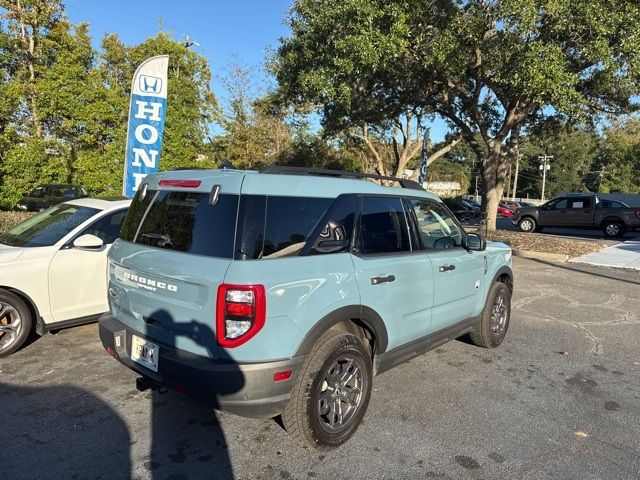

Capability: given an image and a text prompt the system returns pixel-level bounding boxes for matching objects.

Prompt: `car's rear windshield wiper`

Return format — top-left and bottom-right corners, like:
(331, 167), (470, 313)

(141, 233), (173, 248)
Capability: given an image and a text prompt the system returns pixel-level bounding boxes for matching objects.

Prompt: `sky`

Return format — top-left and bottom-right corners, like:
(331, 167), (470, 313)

(64, 0), (449, 141)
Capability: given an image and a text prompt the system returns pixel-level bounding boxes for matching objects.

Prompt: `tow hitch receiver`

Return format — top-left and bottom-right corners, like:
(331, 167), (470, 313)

(136, 376), (167, 394)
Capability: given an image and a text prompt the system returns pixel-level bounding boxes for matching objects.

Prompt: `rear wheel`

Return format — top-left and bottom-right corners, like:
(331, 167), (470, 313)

(283, 330), (373, 450)
(602, 220), (625, 238)
(518, 216), (536, 233)
(470, 282), (511, 349)
(0, 290), (33, 357)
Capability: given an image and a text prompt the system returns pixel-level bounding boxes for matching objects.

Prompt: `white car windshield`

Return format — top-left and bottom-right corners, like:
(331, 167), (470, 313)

(0, 204), (99, 247)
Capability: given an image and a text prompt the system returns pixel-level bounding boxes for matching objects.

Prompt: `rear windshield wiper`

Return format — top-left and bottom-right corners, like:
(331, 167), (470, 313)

(141, 233), (173, 248)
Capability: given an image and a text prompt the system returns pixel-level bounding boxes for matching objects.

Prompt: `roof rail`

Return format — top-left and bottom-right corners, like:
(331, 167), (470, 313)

(259, 166), (425, 191)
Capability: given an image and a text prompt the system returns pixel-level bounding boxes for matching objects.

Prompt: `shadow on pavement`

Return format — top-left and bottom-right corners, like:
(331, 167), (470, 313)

(528, 257), (640, 286)
(0, 383), (132, 479)
(141, 308), (243, 480)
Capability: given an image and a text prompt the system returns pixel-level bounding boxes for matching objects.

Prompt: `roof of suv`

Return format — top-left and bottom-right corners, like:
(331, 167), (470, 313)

(146, 168), (441, 201)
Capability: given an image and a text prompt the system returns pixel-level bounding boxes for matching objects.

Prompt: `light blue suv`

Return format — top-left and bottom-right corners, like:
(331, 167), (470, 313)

(99, 166), (513, 450)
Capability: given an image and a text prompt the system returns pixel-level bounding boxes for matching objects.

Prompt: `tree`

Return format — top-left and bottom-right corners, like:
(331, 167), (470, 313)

(596, 118), (640, 193)
(275, 0), (640, 229)
(1, 0), (64, 138)
(211, 61), (294, 169)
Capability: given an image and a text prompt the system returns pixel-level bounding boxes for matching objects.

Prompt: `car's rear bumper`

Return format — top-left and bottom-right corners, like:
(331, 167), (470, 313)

(98, 314), (304, 418)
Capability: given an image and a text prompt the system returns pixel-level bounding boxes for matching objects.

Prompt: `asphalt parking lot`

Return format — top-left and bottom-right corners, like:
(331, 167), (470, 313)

(2, 257), (640, 480)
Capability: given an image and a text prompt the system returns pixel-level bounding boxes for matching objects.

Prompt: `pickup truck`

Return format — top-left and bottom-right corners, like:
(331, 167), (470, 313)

(512, 195), (640, 237)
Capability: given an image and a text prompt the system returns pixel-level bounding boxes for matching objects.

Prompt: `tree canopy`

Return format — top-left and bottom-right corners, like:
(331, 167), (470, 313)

(275, 0), (640, 228)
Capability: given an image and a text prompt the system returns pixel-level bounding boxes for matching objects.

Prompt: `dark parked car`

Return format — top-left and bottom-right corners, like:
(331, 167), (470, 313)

(15, 184), (88, 212)
(512, 194), (640, 237)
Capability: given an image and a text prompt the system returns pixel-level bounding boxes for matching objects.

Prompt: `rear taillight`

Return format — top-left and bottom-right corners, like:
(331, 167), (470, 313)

(635, 209), (640, 219)
(158, 179), (201, 188)
(216, 284), (266, 348)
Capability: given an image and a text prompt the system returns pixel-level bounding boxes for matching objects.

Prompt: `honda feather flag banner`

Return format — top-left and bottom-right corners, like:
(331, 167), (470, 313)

(122, 55), (169, 197)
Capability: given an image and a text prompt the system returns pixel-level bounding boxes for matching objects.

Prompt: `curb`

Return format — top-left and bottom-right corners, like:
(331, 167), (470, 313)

(512, 250), (570, 263)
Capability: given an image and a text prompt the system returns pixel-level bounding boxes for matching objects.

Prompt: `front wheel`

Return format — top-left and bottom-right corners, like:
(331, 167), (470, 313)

(0, 290), (33, 357)
(283, 330), (373, 450)
(518, 216), (536, 233)
(470, 282), (511, 349)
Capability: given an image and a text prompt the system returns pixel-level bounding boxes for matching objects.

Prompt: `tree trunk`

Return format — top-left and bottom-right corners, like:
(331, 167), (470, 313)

(481, 146), (509, 231)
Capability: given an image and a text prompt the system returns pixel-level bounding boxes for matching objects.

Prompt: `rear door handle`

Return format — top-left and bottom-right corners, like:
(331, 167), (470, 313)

(439, 264), (456, 272)
(371, 275), (395, 285)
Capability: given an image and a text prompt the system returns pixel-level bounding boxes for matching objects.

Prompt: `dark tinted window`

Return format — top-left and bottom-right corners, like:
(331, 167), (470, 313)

(125, 191), (239, 258)
(569, 198), (591, 209)
(120, 188), (155, 241)
(236, 195), (266, 260)
(263, 196), (332, 258)
(547, 198), (568, 210)
(597, 199), (627, 208)
(308, 195), (356, 255)
(81, 209), (128, 244)
(357, 196), (411, 254)
(408, 199), (462, 250)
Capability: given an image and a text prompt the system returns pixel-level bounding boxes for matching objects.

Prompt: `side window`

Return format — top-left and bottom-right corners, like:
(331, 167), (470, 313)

(308, 194), (356, 255)
(263, 196), (333, 258)
(569, 198), (590, 209)
(81, 209), (128, 245)
(357, 196), (411, 254)
(550, 199), (568, 210)
(409, 199), (462, 250)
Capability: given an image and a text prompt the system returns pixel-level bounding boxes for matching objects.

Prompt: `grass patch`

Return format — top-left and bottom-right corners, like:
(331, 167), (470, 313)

(485, 229), (606, 258)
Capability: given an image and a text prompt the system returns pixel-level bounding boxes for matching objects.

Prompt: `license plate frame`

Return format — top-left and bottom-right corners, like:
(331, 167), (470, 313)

(130, 335), (159, 372)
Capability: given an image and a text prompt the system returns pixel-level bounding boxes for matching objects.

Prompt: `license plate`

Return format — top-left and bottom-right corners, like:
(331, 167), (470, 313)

(130, 335), (159, 372)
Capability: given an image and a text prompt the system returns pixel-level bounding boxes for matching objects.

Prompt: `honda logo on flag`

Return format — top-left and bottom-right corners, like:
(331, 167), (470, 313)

(139, 75), (162, 94)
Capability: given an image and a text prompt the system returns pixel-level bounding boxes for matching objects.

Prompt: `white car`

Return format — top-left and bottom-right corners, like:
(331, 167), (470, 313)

(0, 197), (130, 357)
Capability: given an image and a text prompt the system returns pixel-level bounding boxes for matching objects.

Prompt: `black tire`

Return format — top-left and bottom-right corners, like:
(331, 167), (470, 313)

(470, 282), (511, 349)
(517, 216), (536, 233)
(283, 330), (373, 450)
(602, 220), (625, 238)
(0, 289), (33, 357)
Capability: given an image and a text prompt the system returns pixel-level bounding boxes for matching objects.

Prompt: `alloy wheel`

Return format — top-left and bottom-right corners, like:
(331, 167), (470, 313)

(0, 301), (22, 352)
(605, 224), (620, 236)
(317, 355), (366, 433)
(490, 294), (508, 336)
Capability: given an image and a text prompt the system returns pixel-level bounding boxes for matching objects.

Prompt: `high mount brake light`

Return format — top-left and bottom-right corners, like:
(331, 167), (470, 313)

(216, 284), (266, 348)
(158, 179), (201, 188)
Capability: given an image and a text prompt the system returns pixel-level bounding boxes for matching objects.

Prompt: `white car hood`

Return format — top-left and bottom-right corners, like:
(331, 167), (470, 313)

(0, 243), (25, 263)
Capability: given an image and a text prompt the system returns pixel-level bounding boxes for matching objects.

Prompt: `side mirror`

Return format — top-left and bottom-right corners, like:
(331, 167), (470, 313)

(73, 234), (104, 250)
(464, 232), (486, 252)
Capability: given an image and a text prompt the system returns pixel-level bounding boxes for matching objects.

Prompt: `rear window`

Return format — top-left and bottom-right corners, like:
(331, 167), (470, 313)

(120, 190), (239, 259)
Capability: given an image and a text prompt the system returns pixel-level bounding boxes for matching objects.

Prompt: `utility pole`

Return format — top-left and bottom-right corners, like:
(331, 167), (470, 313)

(538, 154), (553, 201)
(512, 153), (521, 201)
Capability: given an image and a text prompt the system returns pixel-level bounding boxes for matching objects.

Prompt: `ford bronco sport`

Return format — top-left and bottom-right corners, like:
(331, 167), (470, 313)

(99, 167), (513, 450)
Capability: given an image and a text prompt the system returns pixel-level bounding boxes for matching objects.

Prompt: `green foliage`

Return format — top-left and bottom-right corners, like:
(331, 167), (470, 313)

(275, 0), (640, 227)
(0, 1), (217, 209)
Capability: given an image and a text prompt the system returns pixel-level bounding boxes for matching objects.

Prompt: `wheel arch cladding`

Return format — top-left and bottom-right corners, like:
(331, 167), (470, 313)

(491, 266), (514, 294)
(294, 305), (389, 356)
